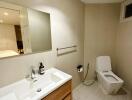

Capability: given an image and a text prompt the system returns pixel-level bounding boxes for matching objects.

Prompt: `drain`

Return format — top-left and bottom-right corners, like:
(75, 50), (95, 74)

(37, 88), (42, 92)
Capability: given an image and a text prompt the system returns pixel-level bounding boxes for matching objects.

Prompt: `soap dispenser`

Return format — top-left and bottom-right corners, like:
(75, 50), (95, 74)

(38, 62), (45, 75)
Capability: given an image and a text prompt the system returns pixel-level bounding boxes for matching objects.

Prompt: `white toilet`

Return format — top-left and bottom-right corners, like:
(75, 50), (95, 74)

(96, 56), (124, 94)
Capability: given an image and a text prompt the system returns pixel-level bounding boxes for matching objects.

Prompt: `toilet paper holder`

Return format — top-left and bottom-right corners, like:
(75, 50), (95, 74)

(77, 65), (83, 72)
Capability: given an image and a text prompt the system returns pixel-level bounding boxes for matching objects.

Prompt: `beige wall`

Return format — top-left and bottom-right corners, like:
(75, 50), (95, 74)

(0, 0), (84, 88)
(84, 4), (120, 80)
(0, 24), (17, 52)
(116, 20), (132, 91)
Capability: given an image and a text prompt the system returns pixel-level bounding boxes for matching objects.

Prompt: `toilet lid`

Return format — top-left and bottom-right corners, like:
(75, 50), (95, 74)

(96, 56), (112, 72)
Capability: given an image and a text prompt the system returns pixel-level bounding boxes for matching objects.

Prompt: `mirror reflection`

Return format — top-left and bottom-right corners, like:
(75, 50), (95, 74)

(0, 1), (52, 58)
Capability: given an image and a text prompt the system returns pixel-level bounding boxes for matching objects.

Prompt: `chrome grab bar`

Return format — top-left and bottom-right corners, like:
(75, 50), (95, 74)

(56, 45), (77, 51)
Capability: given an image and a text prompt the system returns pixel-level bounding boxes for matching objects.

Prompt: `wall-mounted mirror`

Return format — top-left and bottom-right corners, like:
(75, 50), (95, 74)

(0, 1), (52, 58)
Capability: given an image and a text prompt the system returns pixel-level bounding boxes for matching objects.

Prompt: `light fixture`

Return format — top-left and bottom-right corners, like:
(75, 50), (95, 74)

(4, 12), (9, 16)
(0, 20), (3, 23)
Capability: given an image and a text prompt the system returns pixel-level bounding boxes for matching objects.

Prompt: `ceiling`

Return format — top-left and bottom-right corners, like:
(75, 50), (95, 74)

(81, 0), (124, 4)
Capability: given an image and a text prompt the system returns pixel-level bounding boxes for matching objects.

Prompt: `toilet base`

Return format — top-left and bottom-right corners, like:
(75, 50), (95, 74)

(97, 73), (123, 95)
(98, 82), (119, 95)
(99, 85), (108, 94)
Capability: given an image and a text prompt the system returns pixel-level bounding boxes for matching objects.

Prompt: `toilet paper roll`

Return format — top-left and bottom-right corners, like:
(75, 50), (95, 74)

(77, 67), (83, 72)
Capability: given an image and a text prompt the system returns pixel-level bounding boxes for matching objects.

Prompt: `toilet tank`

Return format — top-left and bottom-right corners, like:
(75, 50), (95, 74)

(96, 56), (112, 72)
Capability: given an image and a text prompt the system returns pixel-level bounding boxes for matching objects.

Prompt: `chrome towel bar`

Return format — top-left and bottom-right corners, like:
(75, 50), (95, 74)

(56, 45), (77, 51)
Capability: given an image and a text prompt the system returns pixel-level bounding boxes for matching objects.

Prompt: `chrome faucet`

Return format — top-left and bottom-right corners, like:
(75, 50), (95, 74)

(31, 68), (36, 80)
(25, 66), (37, 82)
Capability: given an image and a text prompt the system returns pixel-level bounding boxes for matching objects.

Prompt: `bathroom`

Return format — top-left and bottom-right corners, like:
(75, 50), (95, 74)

(0, 0), (132, 100)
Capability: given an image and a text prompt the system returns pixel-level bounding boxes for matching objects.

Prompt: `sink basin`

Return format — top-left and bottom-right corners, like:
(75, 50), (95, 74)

(0, 68), (72, 100)
(29, 72), (62, 98)
(34, 72), (62, 90)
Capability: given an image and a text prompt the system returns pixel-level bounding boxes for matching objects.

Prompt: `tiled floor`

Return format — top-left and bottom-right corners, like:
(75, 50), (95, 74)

(73, 82), (132, 100)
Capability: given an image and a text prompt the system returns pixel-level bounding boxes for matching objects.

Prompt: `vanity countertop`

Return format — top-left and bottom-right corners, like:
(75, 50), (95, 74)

(0, 68), (72, 100)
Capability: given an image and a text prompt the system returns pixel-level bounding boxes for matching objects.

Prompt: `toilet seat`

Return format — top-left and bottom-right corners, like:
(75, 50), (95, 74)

(98, 71), (124, 84)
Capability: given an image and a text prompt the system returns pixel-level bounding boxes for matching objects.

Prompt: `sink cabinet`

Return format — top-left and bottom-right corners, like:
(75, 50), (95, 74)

(42, 80), (72, 100)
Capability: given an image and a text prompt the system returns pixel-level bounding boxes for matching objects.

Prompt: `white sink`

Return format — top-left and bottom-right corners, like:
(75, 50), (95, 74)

(0, 68), (72, 100)
(33, 72), (62, 90)
(0, 92), (18, 100)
